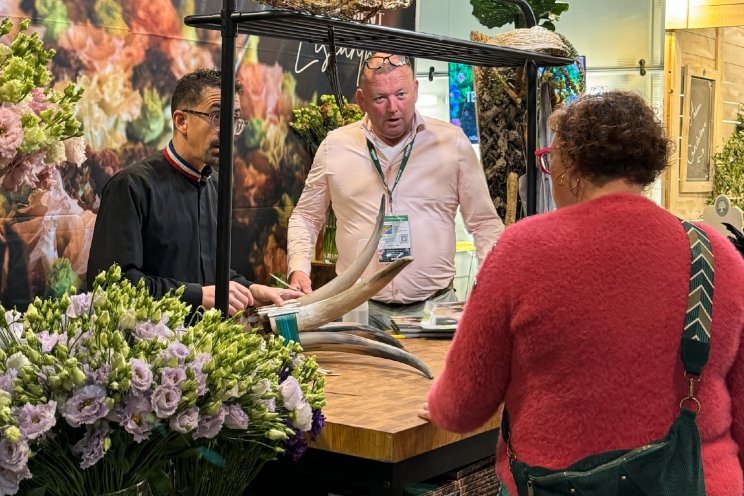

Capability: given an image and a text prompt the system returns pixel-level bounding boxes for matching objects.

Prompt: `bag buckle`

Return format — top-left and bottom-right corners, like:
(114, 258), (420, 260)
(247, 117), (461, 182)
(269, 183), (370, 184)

(679, 371), (701, 414)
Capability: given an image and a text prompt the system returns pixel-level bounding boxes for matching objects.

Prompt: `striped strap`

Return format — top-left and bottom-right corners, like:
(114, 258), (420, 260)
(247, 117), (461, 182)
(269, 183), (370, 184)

(680, 220), (714, 376)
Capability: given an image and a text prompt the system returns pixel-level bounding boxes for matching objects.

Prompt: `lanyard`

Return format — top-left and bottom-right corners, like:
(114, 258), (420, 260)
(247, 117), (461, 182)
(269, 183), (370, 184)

(366, 137), (415, 209)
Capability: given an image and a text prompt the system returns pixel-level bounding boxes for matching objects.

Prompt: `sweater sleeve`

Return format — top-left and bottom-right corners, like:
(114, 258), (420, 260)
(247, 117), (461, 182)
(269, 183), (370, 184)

(427, 228), (516, 433)
(86, 172), (202, 307)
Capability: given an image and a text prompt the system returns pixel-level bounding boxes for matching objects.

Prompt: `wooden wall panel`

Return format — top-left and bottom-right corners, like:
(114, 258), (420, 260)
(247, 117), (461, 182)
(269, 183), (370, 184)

(688, 4), (744, 28)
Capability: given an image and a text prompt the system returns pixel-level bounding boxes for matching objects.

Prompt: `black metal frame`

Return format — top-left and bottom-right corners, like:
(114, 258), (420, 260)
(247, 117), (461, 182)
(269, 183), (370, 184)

(184, 1), (570, 314)
(248, 429), (499, 495)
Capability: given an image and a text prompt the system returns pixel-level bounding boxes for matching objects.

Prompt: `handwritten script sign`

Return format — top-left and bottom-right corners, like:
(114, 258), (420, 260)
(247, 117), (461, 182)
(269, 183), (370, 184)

(686, 76), (714, 181)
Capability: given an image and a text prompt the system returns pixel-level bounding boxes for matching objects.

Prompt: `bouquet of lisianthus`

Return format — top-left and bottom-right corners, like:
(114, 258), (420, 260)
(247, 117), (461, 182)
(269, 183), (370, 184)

(0, 265), (325, 496)
(289, 94), (364, 156)
(0, 17), (85, 192)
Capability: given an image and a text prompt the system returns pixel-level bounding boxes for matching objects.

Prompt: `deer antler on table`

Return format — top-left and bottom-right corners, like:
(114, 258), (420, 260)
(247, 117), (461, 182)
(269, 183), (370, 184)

(254, 197), (433, 379)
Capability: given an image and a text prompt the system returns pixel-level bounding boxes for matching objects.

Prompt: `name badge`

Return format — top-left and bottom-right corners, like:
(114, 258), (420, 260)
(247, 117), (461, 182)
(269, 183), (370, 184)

(378, 215), (412, 262)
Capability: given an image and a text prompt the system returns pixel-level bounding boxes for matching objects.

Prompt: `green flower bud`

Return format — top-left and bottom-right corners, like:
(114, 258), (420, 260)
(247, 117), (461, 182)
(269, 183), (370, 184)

(266, 429), (288, 441)
(5, 426), (22, 443)
(71, 367), (87, 386)
(204, 401), (222, 416)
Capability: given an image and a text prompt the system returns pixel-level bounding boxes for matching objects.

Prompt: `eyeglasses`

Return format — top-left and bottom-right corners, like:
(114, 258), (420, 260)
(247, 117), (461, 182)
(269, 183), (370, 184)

(181, 109), (245, 136)
(363, 55), (411, 71)
(535, 146), (553, 174)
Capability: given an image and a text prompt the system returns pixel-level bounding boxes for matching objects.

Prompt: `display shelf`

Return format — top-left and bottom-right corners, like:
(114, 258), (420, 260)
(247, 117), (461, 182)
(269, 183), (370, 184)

(184, 0), (570, 313)
(184, 10), (572, 68)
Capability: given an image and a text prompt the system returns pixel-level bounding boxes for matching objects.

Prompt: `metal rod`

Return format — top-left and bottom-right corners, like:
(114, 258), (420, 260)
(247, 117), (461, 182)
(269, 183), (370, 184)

(497, 0), (537, 28)
(215, 0), (237, 315)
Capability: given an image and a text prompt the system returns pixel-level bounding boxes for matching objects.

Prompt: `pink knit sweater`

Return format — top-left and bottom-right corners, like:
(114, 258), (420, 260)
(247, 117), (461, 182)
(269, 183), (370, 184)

(428, 194), (744, 496)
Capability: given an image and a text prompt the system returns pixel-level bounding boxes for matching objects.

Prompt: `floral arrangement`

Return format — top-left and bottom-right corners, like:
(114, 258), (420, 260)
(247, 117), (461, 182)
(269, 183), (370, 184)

(0, 17), (85, 192)
(289, 94), (364, 156)
(0, 265), (325, 496)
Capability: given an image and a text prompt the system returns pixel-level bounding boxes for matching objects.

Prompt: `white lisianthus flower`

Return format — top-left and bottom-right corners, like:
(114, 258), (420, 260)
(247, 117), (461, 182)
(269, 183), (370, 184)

(279, 376), (303, 411)
(6, 352), (29, 373)
(292, 400), (313, 431)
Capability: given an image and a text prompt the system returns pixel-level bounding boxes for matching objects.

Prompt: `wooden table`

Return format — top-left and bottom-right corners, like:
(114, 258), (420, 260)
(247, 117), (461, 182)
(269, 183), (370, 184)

(249, 339), (501, 495)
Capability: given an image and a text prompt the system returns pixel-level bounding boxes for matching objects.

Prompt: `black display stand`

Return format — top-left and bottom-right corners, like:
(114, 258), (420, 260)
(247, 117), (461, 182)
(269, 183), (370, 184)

(184, 0), (571, 314)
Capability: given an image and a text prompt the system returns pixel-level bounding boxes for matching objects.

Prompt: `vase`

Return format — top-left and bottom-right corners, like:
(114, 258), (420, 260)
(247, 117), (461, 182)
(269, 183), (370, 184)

(99, 481), (151, 496)
(322, 210), (338, 263)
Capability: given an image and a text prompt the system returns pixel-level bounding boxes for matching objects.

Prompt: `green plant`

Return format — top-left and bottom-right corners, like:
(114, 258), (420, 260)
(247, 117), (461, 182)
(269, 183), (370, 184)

(289, 94), (364, 156)
(712, 106), (744, 210)
(470, 0), (569, 30)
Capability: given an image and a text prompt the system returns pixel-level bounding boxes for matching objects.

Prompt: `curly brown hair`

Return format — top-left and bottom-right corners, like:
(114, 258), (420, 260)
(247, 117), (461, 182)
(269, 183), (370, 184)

(549, 91), (673, 186)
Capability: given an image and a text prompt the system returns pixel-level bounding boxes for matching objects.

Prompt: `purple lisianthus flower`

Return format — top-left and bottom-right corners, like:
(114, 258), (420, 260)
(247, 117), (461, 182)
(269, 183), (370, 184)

(0, 372), (15, 394)
(284, 427), (308, 462)
(151, 385), (181, 419)
(85, 363), (111, 384)
(192, 352), (211, 370)
(37, 331), (61, 354)
(0, 107), (23, 161)
(224, 405), (249, 430)
(14, 401), (57, 440)
(134, 316), (172, 341)
(279, 376), (303, 411)
(122, 395), (155, 443)
(160, 367), (186, 388)
(129, 358), (153, 393)
(190, 353), (212, 397)
(194, 406), (227, 439)
(0, 438), (29, 472)
(0, 466), (31, 495)
(162, 342), (189, 365)
(66, 293), (93, 318)
(309, 409), (325, 441)
(73, 422), (110, 469)
(169, 407), (199, 434)
(63, 385), (110, 428)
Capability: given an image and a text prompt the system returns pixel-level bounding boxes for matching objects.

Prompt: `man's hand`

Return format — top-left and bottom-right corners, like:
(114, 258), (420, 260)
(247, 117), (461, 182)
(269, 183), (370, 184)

(249, 284), (304, 306)
(288, 271), (313, 294)
(201, 282), (255, 316)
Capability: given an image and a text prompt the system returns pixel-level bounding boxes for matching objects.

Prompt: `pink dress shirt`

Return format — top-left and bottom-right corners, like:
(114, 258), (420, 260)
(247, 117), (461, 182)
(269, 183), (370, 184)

(287, 111), (504, 304)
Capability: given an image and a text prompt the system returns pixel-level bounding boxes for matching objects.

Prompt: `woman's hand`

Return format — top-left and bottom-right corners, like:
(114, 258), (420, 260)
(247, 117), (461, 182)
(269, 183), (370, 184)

(418, 402), (430, 421)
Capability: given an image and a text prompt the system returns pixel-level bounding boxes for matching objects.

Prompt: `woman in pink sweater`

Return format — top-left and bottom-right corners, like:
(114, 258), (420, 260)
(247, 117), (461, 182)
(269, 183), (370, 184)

(424, 91), (744, 495)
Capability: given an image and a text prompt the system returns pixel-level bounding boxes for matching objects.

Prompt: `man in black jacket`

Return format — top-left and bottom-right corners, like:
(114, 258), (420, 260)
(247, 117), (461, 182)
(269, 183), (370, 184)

(87, 68), (301, 315)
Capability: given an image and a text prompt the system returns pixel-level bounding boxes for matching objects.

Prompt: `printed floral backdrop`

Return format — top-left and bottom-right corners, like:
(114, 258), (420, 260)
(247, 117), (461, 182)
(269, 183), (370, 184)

(0, 0), (414, 309)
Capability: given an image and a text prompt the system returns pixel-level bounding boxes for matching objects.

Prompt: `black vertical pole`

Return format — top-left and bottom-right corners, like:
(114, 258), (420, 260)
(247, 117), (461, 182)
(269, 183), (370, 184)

(215, 0), (237, 315)
(497, 0), (538, 216)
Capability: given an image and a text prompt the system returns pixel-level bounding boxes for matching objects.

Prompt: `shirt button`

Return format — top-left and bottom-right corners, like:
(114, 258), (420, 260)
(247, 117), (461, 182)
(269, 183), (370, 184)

(394, 290), (399, 295)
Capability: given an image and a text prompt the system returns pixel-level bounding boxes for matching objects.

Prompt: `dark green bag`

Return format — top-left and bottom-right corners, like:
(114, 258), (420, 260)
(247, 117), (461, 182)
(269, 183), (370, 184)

(503, 221), (713, 496)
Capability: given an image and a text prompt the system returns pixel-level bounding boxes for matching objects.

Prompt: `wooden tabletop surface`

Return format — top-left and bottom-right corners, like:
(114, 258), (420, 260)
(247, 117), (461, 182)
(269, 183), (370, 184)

(308, 338), (502, 463)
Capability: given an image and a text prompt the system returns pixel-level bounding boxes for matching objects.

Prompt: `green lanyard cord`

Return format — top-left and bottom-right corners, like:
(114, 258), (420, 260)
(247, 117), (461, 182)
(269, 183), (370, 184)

(366, 137), (415, 207)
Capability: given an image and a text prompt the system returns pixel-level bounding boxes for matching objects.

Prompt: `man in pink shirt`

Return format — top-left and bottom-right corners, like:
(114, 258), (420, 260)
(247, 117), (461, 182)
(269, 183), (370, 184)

(287, 52), (504, 329)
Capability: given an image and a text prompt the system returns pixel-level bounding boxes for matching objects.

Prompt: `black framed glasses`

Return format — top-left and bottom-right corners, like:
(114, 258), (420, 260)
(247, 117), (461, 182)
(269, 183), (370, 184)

(535, 146), (553, 174)
(182, 109), (245, 135)
(363, 54), (411, 71)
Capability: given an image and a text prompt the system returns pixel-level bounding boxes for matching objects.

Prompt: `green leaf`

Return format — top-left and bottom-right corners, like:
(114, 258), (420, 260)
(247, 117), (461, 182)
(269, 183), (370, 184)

(26, 488), (47, 496)
(471, 0), (569, 29)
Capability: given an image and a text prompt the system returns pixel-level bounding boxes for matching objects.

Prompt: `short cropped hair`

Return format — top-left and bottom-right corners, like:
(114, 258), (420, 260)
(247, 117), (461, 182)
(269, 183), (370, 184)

(171, 68), (243, 114)
(549, 91), (673, 186)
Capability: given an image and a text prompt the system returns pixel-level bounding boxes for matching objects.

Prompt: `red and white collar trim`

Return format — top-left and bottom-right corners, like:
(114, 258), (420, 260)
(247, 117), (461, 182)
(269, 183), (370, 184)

(163, 142), (210, 183)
